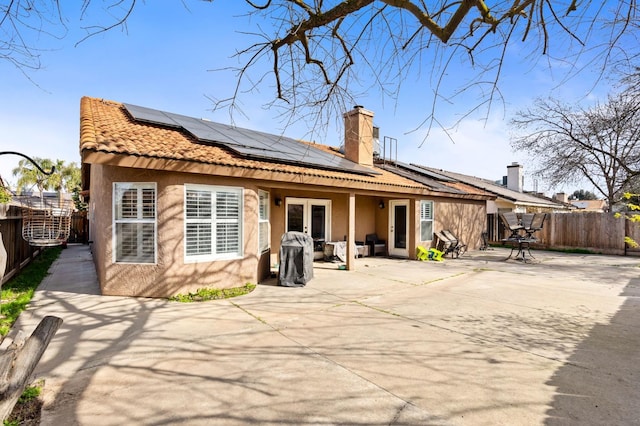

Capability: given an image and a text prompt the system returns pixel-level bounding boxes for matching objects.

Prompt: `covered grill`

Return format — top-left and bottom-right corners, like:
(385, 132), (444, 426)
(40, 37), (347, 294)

(278, 231), (314, 287)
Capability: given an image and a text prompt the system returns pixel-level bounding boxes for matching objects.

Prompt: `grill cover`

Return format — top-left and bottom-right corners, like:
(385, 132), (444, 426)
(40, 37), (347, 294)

(278, 231), (314, 287)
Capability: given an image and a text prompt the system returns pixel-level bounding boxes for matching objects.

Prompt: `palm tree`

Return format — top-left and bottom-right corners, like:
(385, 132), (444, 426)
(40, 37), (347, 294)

(12, 158), (79, 194)
(12, 157), (56, 195)
(12, 158), (82, 212)
(58, 161), (81, 193)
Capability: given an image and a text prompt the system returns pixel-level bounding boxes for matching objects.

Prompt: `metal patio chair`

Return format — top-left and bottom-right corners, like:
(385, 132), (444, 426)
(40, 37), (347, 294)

(524, 213), (546, 239)
(500, 212), (524, 240)
(435, 230), (466, 258)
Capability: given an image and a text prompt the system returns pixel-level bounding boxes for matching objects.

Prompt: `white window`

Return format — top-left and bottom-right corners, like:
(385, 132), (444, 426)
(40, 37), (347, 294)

(185, 185), (243, 261)
(113, 183), (156, 263)
(420, 200), (434, 241)
(258, 190), (270, 253)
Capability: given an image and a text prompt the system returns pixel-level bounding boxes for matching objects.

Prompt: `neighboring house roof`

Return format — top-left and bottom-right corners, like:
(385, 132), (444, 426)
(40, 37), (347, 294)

(521, 191), (577, 210)
(415, 165), (568, 210)
(571, 199), (607, 211)
(79, 97), (491, 200)
(376, 161), (494, 198)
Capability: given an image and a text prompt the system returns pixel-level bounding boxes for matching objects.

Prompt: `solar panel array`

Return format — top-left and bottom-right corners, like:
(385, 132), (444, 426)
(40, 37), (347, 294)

(377, 162), (465, 194)
(400, 162), (456, 182)
(123, 103), (380, 176)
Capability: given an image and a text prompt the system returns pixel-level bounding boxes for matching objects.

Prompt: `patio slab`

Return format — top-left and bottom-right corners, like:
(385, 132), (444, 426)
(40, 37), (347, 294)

(5, 244), (640, 425)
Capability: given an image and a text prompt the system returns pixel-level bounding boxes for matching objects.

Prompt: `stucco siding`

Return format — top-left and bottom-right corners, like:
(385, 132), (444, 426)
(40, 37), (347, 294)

(267, 190), (381, 248)
(90, 166), (259, 297)
(433, 198), (486, 250)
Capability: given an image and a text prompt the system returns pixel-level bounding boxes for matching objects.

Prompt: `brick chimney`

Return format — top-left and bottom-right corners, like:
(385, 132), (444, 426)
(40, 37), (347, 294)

(507, 162), (523, 192)
(344, 106), (374, 167)
(554, 192), (568, 203)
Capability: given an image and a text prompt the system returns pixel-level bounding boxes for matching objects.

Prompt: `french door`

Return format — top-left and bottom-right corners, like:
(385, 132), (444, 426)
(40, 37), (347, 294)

(389, 200), (409, 258)
(285, 198), (331, 250)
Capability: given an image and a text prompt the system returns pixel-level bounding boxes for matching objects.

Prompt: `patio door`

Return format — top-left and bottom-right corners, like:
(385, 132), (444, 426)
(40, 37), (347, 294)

(389, 200), (409, 258)
(285, 198), (331, 251)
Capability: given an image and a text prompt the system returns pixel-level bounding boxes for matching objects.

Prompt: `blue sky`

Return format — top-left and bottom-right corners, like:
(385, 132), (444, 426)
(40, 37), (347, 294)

(0, 2), (628, 195)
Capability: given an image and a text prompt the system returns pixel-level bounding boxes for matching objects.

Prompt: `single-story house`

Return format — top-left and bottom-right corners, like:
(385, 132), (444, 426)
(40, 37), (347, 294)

(570, 199), (608, 212)
(417, 163), (571, 214)
(79, 97), (492, 297)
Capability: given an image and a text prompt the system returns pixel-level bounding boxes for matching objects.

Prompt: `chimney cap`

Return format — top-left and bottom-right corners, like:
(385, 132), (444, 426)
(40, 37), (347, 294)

(353, 105), (364, 109)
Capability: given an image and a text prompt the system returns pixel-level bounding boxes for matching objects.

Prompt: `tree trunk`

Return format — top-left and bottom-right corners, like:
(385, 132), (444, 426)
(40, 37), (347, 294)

(0, 316), (63, 420)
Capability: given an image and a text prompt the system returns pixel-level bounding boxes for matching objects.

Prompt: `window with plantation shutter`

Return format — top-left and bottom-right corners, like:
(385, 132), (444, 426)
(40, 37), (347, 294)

(420, 200), (434, 241)
(185, 185), (243, 261)
(113, 183), (156, 263)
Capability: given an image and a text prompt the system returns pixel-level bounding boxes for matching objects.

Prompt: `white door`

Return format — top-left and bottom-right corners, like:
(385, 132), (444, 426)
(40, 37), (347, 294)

(389, 200), (409, 258)
(285, 198), (331, 251)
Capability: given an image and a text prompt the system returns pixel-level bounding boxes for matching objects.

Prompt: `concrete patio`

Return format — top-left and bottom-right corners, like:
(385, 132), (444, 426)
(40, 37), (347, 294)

(5, 244), (640, 425)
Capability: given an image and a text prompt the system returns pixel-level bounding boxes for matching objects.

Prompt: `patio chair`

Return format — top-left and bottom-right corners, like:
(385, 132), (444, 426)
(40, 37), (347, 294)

(500, 212), (524, 240)
(416, 245), (443, 261)
(442, 230), (467, 258)
(521, 213), (534, 232)
(435, 230), (466, 258)
(524, 213), (546, 239)
(434, 230), (452, 253)
(479, 231), (493, 250)
(416, 245), (429, 261)
(365, 233), (386, 256)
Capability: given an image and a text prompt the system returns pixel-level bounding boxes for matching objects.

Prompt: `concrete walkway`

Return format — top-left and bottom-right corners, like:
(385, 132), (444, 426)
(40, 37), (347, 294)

(6, 244), (640, 425)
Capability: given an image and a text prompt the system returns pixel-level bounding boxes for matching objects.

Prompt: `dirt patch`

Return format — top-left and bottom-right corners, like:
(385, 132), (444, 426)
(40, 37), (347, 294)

(5, 382), (44, 425)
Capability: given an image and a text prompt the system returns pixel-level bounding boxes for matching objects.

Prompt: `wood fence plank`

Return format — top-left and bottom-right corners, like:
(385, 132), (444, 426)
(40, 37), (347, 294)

(489, 212), (632, 255)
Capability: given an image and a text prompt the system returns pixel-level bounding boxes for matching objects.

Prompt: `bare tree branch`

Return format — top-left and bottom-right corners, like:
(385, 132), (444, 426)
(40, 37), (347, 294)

(510, 92), (640, 207)
(3, 1), (639, 137)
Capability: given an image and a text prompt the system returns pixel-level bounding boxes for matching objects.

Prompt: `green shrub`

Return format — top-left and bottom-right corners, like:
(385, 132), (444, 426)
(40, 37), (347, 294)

(18, 384), (42, 403)
(3, 381), (44, 425)
(170, 283), (256, 302)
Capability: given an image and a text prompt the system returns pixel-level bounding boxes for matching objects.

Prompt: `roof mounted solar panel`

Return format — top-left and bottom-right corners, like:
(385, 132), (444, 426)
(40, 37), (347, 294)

(123, 102), (381, 176)
(378, 163), (465, 194)
(123, 103), (182, 128)
(403, 162), (456, 182)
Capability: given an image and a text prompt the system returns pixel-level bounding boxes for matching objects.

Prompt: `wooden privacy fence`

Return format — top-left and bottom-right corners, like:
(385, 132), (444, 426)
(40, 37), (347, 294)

(487, 212), (640, 256)
(1, 207), (88, 283)
(0, 205), (40, 284)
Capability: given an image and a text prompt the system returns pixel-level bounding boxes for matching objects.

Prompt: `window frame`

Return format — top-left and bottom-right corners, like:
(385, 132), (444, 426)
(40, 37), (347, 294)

(184, 184), (244, 263)
(258, 190), (270, 253)
(112, 182), (157, 264)
(420, 200), (434, 242)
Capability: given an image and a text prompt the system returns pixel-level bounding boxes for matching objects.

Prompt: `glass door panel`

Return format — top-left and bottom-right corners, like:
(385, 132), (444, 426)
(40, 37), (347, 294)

(394, 205), (407, 249)
(287, 204), (304, 232)
(310, 205), (326, 240)
(389, 200), (409, 258)
(285, 199), (331, 246)
(310, 204), (327, 252)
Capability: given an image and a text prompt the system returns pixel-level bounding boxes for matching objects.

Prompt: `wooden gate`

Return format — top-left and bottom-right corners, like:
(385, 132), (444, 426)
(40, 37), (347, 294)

(68, 211), (89, 244)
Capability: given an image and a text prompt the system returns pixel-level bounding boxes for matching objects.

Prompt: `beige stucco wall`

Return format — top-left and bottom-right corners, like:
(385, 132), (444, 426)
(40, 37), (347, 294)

(266, 191), (485, 259)
(432, 198), (487, 250)
(87, 162), (488, 296)
(268, 189), (380, 248)
(89, 165), (259, 297)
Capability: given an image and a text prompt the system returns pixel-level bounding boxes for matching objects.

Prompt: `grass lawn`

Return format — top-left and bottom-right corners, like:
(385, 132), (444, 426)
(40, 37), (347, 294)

(1, 247), (62, 337)
(1, 246), (62, 425)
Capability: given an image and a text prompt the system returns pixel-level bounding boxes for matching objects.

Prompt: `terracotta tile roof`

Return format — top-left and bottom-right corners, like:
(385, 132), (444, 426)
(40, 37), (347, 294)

(79, 97), (489, 198)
